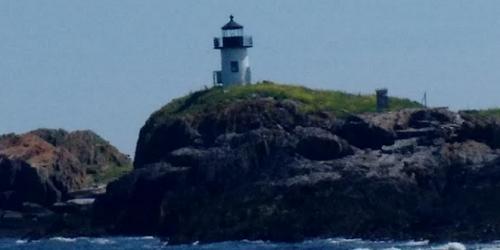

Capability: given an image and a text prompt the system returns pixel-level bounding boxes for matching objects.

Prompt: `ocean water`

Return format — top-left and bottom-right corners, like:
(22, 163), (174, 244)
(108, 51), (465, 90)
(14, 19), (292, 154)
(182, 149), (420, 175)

(0, 237), (494, 250)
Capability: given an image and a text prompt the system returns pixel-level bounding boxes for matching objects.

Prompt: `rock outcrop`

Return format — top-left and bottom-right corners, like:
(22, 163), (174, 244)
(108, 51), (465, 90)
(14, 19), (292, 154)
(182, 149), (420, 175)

(0, 133), (85, 208)
(94, 98), (500, 244)
(0, 129), (131, 237)
(30, 129), (131, 181)
(0, 157), (61, 210)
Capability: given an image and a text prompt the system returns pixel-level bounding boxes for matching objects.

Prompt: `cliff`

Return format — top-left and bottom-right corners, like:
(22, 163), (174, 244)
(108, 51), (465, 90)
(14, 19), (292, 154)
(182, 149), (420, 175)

(134, 81), (421, 167)
(94, 82), (500, 243)
(29, 129), (132, 184)
(0, 129), (131, 237)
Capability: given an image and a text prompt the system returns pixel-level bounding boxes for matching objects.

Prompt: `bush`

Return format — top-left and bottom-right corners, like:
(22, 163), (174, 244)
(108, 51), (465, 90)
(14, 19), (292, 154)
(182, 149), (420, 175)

(154, 81), (422, 119)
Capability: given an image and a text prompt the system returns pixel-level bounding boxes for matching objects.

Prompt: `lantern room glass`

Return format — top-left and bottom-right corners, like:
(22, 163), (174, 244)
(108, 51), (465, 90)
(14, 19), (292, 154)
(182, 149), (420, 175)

(223, 28), (243, 37)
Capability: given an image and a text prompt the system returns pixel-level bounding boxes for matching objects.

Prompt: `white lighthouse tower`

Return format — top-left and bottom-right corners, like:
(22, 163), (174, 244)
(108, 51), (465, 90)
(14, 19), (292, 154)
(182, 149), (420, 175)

(213, 15), (253, 86)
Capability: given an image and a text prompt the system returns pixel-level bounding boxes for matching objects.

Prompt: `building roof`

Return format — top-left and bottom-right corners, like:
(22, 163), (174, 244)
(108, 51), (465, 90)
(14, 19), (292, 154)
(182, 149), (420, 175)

(222, 15), (243, 30)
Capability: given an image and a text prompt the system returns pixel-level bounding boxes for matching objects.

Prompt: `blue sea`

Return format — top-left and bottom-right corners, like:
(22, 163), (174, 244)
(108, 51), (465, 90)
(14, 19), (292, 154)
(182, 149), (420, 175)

(0, 237), (495, 250)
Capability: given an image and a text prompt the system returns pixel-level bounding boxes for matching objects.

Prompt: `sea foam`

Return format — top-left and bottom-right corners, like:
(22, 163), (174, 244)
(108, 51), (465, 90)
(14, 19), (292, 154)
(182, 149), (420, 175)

(89, 238), (115, 245)
(437, 242), (466, 250)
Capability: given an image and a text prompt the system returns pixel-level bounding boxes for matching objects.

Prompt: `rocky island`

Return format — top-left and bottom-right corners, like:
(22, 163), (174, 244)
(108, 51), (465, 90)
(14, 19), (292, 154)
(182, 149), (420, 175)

(2, 82), (500, 244)
(0, 129), (131, 237)
(90, 82), (500, 244)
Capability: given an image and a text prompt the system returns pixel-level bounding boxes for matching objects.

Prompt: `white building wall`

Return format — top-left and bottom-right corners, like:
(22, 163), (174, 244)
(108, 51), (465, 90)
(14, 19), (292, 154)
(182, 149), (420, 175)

(220, 48), (251, 86)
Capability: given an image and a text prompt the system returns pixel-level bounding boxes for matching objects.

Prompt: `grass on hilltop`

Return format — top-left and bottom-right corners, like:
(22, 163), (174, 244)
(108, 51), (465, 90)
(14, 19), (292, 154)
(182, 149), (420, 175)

(461, 108), (500, 119)
(154, 81), (423, 119)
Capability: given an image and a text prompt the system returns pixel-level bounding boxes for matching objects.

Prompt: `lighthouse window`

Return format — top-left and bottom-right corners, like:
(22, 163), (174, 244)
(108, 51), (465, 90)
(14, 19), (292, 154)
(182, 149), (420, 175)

(230, 61), (239, 72)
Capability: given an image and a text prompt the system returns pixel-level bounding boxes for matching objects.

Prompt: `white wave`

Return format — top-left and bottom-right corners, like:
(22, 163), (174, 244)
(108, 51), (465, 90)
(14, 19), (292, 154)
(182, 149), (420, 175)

(50, 237), (77, 243)
(382, 247), (401, 250)
(327, 238), (363, 244)
(192, 241), (199, 245)
(435, 242), (466, 250)
(477, 247), (500, 250)
(241, 239), (266, 244)
(400, 240), (430, 246)
(485, 242), (500, 250)
(125, 236), (157, 241)
(89, 238), (115, 245)
(15, 239), (27, 244)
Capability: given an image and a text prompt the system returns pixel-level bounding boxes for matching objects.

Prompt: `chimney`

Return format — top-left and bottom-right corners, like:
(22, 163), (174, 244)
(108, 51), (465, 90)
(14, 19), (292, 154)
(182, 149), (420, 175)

(376, 88), (389, 112)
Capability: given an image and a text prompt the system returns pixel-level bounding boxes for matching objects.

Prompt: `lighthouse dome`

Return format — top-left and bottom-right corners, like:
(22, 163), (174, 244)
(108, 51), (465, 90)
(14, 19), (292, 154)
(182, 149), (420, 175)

(222, 15), (243, 30)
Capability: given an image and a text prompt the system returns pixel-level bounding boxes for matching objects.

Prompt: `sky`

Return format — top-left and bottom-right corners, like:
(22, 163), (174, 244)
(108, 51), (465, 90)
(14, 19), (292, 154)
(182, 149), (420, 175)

(1, 0), (500, 155)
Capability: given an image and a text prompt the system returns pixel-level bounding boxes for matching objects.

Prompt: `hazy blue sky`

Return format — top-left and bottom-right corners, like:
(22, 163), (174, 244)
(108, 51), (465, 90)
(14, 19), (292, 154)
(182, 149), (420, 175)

(1, 1), (500, 155)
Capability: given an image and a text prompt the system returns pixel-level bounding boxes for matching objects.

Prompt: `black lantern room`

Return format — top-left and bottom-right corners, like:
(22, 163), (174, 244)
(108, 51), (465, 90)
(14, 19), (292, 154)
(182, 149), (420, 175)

(214, 15), (253, 49)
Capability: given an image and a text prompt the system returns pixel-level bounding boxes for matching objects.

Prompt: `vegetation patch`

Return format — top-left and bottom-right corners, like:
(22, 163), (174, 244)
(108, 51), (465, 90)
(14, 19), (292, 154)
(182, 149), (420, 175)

(461, 108), (500, 119)
(90, 164), (133, 184)
(153, 81), (422, 120)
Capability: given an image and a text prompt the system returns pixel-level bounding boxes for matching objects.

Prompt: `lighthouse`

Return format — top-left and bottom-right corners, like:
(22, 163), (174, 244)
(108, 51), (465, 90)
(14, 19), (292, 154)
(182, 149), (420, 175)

(213, 15), (253, 86)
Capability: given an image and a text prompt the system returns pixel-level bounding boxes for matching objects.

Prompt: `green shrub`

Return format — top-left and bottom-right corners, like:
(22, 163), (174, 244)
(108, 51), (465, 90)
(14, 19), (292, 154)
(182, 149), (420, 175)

(91, 164), (133, 184)
(155, 81), (422, 118)
(461, 108), (500, 119)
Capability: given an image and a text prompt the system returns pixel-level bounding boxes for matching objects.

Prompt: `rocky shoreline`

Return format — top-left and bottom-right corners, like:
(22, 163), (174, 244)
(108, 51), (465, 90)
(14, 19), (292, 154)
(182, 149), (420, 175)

(93, 97), (500, 244)
(2, 98), (500, 244)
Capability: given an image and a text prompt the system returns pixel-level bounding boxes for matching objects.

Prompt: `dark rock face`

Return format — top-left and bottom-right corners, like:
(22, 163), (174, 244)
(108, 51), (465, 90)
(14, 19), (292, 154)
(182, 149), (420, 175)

(0, 157), (60, 209)
(295, 126), (352, 160)
(95, 99), (500, 244)
(94, 164), (189, 235)
(336, 115), (396, 149)
(459, 112), (500, 148)
(135, 119), (201, 168)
